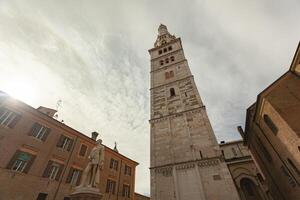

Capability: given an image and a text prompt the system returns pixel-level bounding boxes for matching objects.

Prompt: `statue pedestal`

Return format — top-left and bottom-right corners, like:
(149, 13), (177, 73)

(70, 186), (103, 200)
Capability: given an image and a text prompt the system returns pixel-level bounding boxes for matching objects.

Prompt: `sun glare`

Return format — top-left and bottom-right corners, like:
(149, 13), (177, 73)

(3, 80), (37, 105)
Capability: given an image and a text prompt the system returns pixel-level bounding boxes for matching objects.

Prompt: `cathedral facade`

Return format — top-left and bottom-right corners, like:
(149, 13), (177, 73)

(149, 24), (240, 200)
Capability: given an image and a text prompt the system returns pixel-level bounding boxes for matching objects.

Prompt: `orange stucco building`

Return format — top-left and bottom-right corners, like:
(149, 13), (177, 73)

(0, 92), (138, 200)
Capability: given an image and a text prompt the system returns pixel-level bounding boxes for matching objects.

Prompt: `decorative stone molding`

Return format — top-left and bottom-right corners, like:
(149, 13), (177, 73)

(155, 166), (173, 177)
(197, 159), (219, 167)
(175, 163), (195, 170)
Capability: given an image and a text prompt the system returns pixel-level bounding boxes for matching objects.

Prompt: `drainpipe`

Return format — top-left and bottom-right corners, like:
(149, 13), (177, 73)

(116, 160), (123, 200)
(53, 136), (79, 200)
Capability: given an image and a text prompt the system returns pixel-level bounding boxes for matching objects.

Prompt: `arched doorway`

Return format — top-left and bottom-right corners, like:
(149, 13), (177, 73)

(240, 178), (263, 200)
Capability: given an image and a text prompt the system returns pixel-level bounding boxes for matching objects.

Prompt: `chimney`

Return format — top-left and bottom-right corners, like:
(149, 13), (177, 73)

(91, 131), (99, 141)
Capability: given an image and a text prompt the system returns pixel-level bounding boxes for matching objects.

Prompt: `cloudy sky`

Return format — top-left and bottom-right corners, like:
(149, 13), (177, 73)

(0, 0), (299, 195)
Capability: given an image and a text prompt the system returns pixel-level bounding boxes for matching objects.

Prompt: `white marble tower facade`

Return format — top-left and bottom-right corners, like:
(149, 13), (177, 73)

(149, 24), (240, 200)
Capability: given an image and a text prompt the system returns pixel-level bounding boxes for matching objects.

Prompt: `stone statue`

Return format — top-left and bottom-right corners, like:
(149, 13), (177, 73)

(80, 139), (105, 188)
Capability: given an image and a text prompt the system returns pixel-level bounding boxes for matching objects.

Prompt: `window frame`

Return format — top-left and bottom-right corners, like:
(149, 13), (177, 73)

(263, 114), (278, 135)
(49, 163), (60, 180)
(78, 143), (88, 157)
(106, 179), (116, 194)
(122, 184), (131, 198)
(0, 107), (21, 128)
(70, 169), (81, 185)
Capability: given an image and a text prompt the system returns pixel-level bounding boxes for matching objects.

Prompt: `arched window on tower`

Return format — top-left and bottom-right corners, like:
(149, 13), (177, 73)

(165, 58), (169, 64)
(165, 72), (170, 79)
(171, 56), (175, 62)
(160, 60), (164, 66)
(170, 88), (175, 97)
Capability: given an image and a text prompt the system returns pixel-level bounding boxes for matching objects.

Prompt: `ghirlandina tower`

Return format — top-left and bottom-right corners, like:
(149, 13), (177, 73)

(149, 24), (240, 200)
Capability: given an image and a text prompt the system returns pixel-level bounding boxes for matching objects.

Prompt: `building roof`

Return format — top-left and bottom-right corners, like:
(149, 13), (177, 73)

(0, 91), (139, 165)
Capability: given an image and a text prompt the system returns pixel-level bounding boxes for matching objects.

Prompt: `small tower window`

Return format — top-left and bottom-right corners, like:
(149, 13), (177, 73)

(263, 114), (278, 135)
(170, 88), (176, 97)
(163, 48), (167, 52)
(165, 72), (170, 79)
(168, 46), (172, 51)
(158, 50), (162, 55)
(171, 56), (175, 62)
(160, 60), (164, 66)
(165, 58), (169, 64)
(169, 71), (174, 78)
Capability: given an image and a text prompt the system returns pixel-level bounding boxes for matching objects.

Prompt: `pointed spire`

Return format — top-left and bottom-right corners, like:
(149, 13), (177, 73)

(154, 24), (177, 47)
(158, 24), (168, 36)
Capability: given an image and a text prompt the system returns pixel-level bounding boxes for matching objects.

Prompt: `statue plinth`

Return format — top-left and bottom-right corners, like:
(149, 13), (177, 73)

(70, 186), (103, 200)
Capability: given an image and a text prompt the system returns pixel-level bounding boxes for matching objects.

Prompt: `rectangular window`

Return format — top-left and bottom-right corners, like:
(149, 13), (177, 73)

(66, 167), (82, 186)
(110, 158), (119, 171)
(158, 50), (162, 55)
(79, 144), (88, 157)
(0, 107), (21, 128)
(122, 184), (130, 198)
(106, 179), (116, 194)
(70, 169), (81, 185)
(49, 163), (60, 180)
(6, 150), (35, 173)
(263, 114), (278, 135)
(36, 193), (48, 200)
(169, 71), (174, 78)
(124, 165), (131, 176)
(168, 46), (172, 51)
(57, 135), (74, 151)
(213, 174), (221, 180)
(29, 123), (51, 141)
(43, 160), (64, 181)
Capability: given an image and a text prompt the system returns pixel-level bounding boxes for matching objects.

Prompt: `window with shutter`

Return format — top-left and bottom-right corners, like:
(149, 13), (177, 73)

(30, 123), (51, 141)
(7, 150), (35, 173)
(0, 107), (21, 128)
(79, 144), (88, 157)
(106, 179), (116, 194)
(43, 161), (64, 181)
(122, 184), (130, 198)
(124, 165), (131, 176)
(57, 135), (73, 151)
(110, 159), (118, 171)
(70, 169), (82, 186)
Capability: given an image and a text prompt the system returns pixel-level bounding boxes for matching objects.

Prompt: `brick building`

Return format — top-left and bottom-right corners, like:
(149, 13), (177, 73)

(220, 140), (271, 200)
(239, 42), (300, 200)
(0, 92), (138, 200)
